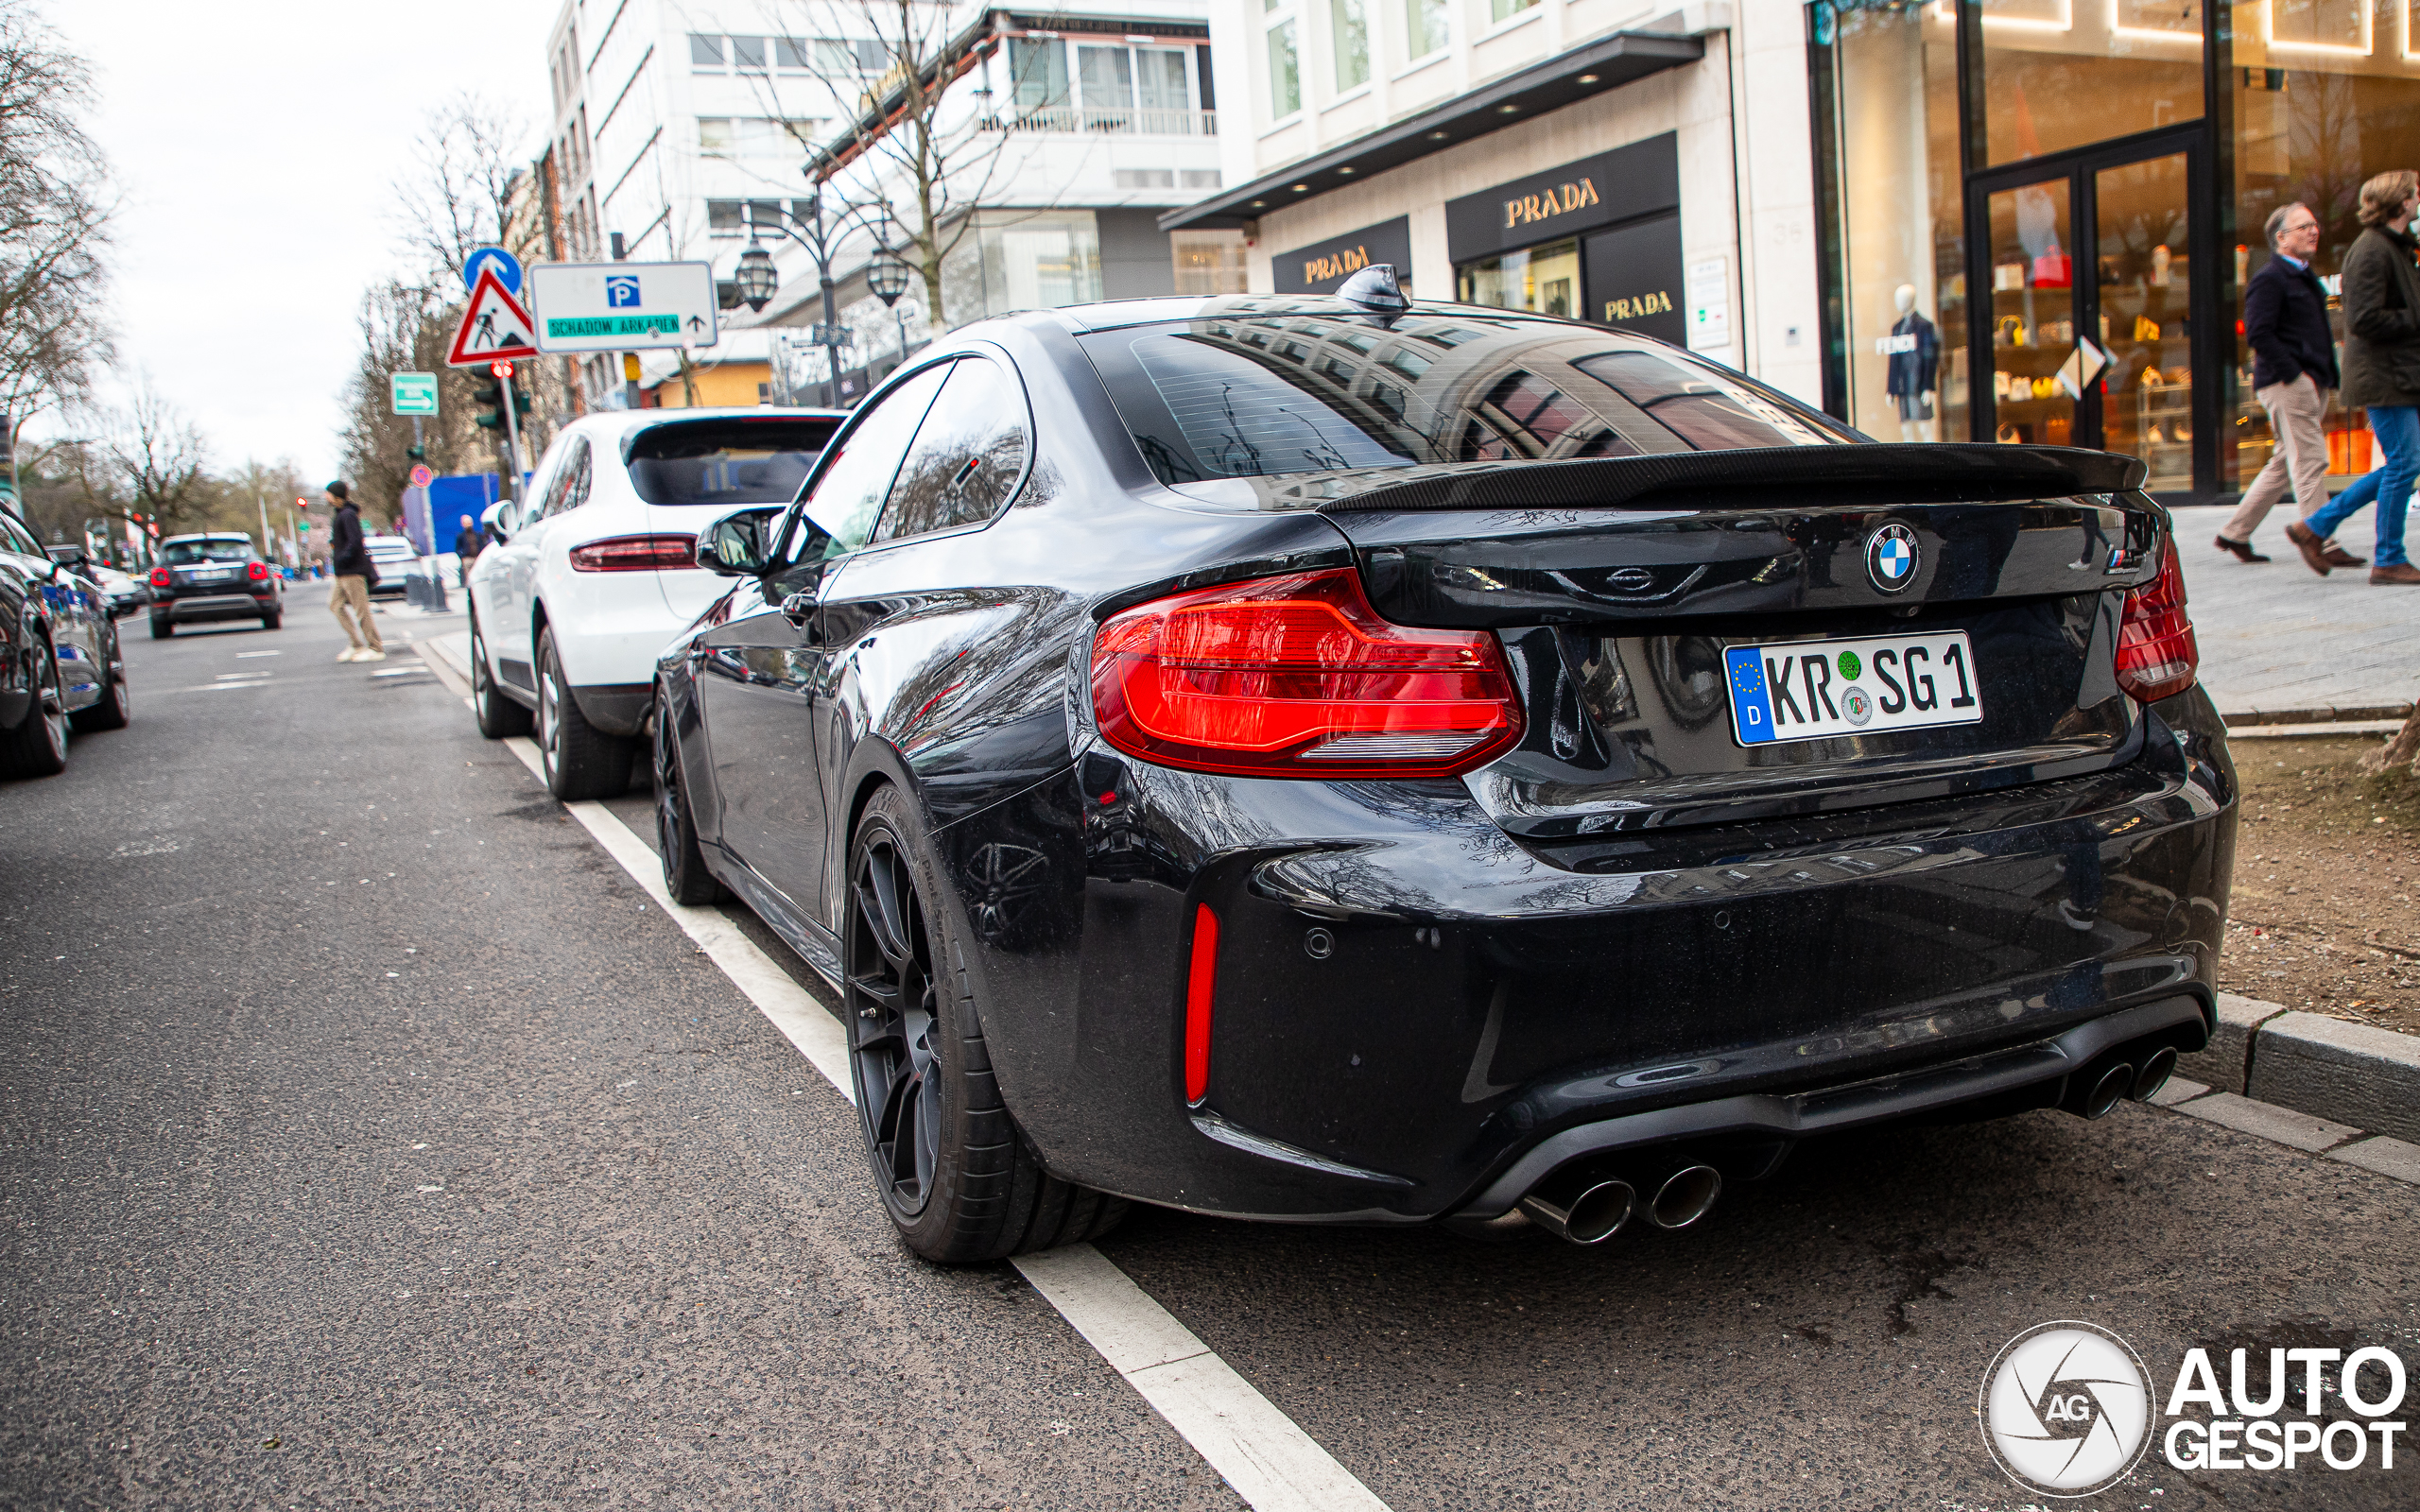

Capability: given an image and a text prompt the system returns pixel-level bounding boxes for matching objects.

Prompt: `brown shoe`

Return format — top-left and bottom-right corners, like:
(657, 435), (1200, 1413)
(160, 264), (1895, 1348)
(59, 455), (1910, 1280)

(2214, 533), (2271, 563)
(2370, 562), (2420, 585)
(2284, 521), (2333, 576)
(2322, 542), (2368, 568)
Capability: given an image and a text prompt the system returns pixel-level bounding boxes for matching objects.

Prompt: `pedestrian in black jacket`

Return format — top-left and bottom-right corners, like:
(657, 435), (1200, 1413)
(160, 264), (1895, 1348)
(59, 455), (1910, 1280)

(454, 514), (482, 587)
(2219, 202), (2355, 564)
(324, 481), (387, 661)
(2291, 169), (2420, 585)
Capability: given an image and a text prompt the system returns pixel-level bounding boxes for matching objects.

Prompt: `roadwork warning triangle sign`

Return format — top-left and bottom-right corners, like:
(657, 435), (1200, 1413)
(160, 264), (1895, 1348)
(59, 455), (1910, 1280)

(445, 267), (541, 367)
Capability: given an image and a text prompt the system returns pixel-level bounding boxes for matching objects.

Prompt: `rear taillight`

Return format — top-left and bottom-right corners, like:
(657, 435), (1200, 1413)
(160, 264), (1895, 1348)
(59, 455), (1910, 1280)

(148, 567), (170, 588)
(1090, 568), (1524, 779)
(2115, 536), (2197, 704)
(247, 560), (270, 581)
(568, 534), (699, 572)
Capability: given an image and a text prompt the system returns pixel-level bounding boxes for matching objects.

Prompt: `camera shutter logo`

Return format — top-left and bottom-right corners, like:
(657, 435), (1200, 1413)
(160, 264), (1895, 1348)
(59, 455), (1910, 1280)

(1979, 1321), (2156, 1496)
(1866, 522), (1919, 593)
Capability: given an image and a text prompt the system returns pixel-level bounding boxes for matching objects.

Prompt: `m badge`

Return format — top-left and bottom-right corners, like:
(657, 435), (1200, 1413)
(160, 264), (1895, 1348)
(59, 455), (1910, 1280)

(1866, 522), (1920, 594)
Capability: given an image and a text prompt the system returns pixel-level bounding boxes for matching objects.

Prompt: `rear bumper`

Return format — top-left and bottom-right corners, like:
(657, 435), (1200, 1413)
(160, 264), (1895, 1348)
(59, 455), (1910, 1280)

(947, 686), (2237, 1223)
(159, 593), (278, 622)
(570, 682), (652, 737)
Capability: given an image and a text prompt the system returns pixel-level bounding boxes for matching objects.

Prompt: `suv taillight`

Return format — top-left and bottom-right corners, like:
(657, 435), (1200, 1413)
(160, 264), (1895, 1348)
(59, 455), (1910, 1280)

(568, 534), (698, 572)
(2115, 536), (2197, 704)
(148, 567), (171, 588)
(1090, 568), (1523, 779)
(247, 560), (270, 581)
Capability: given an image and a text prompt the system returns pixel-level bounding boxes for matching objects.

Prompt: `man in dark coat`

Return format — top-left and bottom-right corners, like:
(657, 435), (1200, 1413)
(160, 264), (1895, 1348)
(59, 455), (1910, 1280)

(2291, 169), (2420, 585)
(324, 481), (387, 661)
(2218, 203), (2353, 563)
(454, 513), (482, 587)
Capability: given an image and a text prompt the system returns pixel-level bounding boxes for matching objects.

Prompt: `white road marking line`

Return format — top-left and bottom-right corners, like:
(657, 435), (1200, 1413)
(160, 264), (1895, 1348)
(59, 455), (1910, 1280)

(372, 667), (429, 679)
(488, 730), (1391, 1512)
(235, 650), (281, 658)
(215, 671), (268, 679)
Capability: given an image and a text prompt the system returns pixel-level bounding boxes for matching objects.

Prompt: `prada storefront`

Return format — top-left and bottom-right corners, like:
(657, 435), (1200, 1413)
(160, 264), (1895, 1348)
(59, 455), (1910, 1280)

(1445, 135), (1688, 348)
(1809, 0), (2420, 502)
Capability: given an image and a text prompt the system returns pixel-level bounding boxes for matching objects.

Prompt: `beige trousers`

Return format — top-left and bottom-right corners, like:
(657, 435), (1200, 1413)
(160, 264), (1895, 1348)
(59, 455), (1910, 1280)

(2222, 374), (2332, 541)
(329, 574), (383, 651)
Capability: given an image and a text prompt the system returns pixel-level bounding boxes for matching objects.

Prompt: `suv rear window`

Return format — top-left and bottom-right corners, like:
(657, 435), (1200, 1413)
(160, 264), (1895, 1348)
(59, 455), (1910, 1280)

(162, 539), (255, 564)
(624, 418), (842, 507)
(1077, 301), (1850, 486)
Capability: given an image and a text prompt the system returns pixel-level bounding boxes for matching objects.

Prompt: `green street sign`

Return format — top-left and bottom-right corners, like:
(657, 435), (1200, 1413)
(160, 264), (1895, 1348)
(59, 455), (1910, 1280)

(390, 371), (440, 416)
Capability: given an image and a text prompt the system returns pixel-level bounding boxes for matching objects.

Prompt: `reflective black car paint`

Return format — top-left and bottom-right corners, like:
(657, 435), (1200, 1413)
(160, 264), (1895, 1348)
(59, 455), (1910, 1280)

(657, 301), (2238, 1226)
(1, 532), (112, 730)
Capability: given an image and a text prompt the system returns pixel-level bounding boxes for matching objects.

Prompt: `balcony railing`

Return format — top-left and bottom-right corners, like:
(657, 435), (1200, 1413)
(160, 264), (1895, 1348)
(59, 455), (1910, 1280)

(980, 106), (1218, 136)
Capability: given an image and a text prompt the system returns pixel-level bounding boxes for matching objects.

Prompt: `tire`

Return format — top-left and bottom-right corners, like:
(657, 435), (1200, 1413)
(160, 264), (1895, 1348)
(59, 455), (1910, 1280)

(0, 638), (70, 779)
(469, 606), (532, 740)
(653, 685), (729, 904)
(148, 615), (172, 640)
(844, 784), (1127, 1263)
(535, 624), (631, 800)
(69, 629), (130, 733)
(260, 611), (282, 630)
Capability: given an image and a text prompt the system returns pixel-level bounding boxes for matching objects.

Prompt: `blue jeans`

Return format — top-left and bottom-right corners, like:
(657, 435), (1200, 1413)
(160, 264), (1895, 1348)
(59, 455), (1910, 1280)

(2308, 405), (2420, 567)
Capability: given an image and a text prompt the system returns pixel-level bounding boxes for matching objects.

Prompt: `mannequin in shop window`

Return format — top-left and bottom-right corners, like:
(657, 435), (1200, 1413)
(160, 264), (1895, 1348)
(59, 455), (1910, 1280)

(1883, 284), (1939, 442)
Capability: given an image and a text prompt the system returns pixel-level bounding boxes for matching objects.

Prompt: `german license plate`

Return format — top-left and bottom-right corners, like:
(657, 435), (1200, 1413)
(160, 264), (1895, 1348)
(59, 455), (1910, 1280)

(1723, 631), (1983, 746)
(197, 568), (232, 580)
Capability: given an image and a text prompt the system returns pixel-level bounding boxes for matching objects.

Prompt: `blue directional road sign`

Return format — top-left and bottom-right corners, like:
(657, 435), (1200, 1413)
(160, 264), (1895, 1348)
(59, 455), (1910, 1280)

(462, 246), (524, 295)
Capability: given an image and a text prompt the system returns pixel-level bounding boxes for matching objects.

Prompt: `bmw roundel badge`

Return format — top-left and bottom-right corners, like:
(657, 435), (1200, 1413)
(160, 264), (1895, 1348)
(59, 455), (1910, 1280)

(1866, 522), (1920, 593)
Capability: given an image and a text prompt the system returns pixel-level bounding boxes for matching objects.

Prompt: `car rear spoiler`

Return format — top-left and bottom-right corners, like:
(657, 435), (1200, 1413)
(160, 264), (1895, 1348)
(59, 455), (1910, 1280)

(1297, 444), (2149, 515)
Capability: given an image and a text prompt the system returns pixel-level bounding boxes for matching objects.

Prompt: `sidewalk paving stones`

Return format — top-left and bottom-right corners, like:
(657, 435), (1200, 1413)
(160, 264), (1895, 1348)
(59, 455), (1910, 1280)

(2169, 1091), (2362, 1151)
(2245, 1009), (2420, 1145)
(2170, 502), (2420, 719)
(2333, 1135), (2420, 1184)
(2146, 1075), (2209, 1108)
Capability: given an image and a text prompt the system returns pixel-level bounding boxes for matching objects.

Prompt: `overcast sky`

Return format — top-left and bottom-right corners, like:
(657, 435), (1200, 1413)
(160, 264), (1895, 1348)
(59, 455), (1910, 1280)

(39, 0), (560, 481)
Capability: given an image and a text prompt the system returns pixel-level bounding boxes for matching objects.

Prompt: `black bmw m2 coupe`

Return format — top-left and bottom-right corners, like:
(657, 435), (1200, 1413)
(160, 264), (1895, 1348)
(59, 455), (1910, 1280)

(652, 273), (2235, 1263)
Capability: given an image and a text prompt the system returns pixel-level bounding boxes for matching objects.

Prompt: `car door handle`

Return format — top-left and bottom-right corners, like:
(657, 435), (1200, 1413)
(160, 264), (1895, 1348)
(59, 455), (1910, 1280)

(780, 591), (815, 627)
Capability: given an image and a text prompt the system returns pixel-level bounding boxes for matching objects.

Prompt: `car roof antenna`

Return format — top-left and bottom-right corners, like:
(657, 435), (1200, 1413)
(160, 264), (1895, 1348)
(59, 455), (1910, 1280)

(1337, 263), (1409, 326)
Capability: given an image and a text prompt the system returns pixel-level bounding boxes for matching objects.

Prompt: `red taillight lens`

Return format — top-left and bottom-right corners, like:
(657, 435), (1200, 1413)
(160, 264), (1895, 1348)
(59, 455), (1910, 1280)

(1090, 568), (1524, 778)
(567, 534), (699, 572)
(148, 567), (170, 588)
(2115, 536), (2198, 704)
(247, 560), (269, 581)
(1184, 903), (1218, 1105)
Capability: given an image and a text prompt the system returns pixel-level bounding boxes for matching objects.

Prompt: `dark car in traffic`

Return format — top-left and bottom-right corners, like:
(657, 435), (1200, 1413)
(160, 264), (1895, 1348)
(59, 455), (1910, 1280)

(641, 280), (2236, 1263)
(147, 533), (283, 638)
(2, 512), (130, 778)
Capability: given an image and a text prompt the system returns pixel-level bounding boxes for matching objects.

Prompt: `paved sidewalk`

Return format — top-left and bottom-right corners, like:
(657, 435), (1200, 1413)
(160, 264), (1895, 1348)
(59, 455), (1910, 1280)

(2172, 502), (2419, 721)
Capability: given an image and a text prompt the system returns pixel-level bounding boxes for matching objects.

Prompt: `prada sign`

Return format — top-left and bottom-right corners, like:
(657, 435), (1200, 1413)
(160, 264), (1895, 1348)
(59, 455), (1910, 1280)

(1445, 133), (1679, 261)
(1272, 216), (1413, 296)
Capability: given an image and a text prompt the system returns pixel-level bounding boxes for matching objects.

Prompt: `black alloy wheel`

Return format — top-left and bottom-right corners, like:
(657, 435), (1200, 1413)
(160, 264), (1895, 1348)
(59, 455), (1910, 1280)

(469, 607), (532, 740)
(843, 785), (1126, 1263)
(653, 689), (727, 904)
(69, 626), (130, 733)
(535, 625), (631, 800)
(147, 614), (171, 640)
(0, 636), (70, 778)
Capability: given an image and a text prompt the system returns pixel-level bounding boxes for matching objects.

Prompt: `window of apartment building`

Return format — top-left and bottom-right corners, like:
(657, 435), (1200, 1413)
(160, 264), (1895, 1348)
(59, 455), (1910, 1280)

(1115, 168), (1223, 189)
(815, 38), (888, 75)
(708, 198), (818, 238)
(1331, 0), (1370, 91)
(1011, 38), (1198, 128)
(1490, 0), (1537, 22)
(694, 34), (876, 75)
(699, 118), (821, 158)
(1405, 0), (1448, 59)
(1266, 10), (1302, 119)
(690, 33), (726, 67)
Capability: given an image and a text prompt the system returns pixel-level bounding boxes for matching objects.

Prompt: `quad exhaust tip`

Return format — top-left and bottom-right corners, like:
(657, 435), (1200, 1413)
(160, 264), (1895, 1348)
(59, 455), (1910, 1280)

(1517, 1174), (1636, 1246)
(2131, 1045), (2178, 1103)
(1647, 1165), (1722, 1230)
(2080, 1061), (2135, 1120)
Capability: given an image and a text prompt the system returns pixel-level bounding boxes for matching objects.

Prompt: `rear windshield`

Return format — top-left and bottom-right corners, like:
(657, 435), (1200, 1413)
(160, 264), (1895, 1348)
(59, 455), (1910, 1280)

(624, 418), (842, 507)
(162, 539), (255, 564)
(1077, 301), (1850, 486)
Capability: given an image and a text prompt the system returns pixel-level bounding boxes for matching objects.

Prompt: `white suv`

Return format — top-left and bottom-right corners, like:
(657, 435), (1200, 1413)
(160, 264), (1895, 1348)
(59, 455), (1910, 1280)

(465, 406), (843, 798)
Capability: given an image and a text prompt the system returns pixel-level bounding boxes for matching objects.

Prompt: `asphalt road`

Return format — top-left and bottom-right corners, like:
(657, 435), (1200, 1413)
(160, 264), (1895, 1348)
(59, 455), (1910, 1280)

(5, 600), (2415, 1510)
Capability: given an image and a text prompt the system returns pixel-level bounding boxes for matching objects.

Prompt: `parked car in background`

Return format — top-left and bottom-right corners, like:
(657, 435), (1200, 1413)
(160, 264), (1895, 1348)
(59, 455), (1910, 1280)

(366, 535), (415, 599)
(147, 534), (283, 638)
(2, 511), (128, 778)
(466, 405), (845, 799)
(651, 288), (2235, 1263)
(46, 546), (147, 617)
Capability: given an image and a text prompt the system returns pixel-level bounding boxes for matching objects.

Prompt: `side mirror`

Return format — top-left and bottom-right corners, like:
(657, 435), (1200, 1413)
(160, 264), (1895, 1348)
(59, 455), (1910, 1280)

(481, 500), (511, 545)
(696, 505), (786, 576)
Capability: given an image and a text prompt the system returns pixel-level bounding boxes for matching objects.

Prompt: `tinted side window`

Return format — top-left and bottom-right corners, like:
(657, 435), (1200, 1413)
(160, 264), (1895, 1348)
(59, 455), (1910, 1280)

(544, 437), (593, 516)
(790, 362), (953, 557)
(873, 357), (1029, 542)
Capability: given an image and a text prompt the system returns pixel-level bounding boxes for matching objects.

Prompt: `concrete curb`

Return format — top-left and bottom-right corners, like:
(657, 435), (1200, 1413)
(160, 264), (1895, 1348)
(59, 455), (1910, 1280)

(2174, 992), (2420, 1145)
(2223, 703), (2411, 728)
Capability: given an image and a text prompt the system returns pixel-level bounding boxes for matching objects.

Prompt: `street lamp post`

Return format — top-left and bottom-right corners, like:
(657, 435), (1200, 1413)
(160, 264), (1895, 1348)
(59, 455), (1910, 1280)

(735, 188), (886, 407)
(867, 232), (913, 367)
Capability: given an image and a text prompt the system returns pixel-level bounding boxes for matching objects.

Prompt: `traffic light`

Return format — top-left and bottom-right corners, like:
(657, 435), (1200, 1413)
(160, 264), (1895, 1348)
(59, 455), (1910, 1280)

(406, 442), (426, 462)
(472, 381), (531, 431)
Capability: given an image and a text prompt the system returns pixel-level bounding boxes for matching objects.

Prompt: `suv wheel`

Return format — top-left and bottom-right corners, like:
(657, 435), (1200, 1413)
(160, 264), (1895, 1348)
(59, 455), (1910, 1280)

(148, 614), (172, 640)
(535, 625), (631, 799)
(69, 628), (130, 733)
(0, 640), (70, 778)
(653, 687), (728, 904)
(469, 607), (532, 740)
(844, 784), (1127, 1262)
